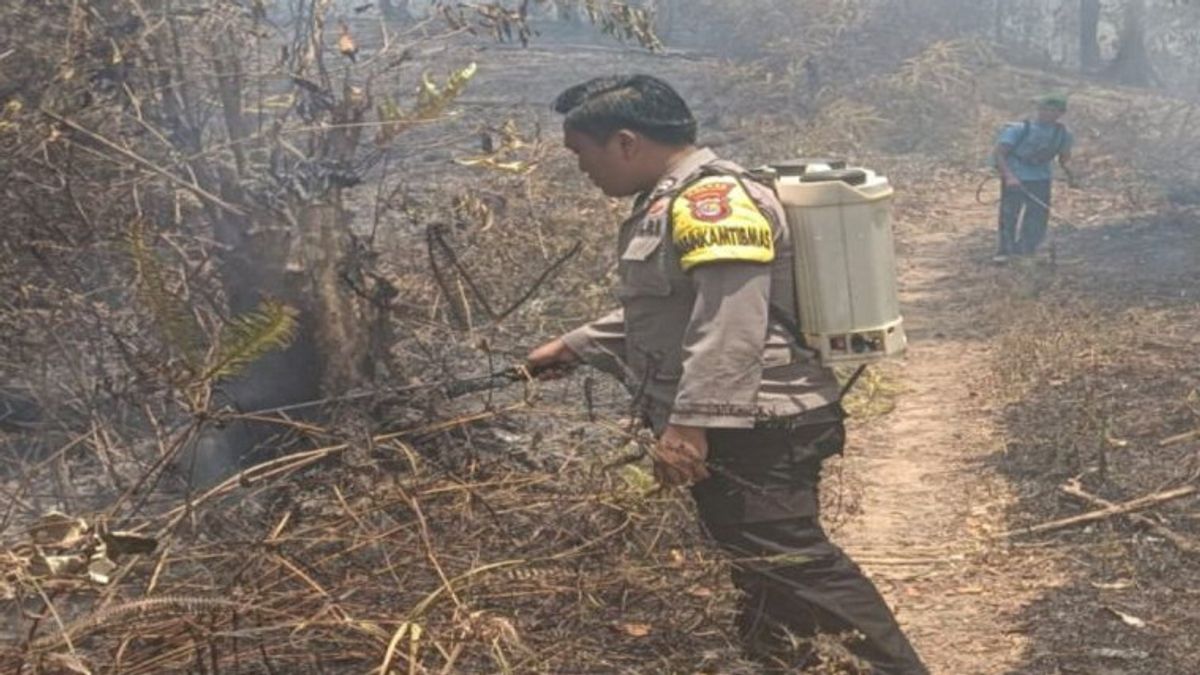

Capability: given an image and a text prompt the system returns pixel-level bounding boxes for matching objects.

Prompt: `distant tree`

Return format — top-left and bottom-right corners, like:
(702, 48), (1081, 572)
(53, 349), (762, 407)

(1080, 0), (1103, 71)
(994, 0), (1007, 43)
(1108, 0), (1159, 85)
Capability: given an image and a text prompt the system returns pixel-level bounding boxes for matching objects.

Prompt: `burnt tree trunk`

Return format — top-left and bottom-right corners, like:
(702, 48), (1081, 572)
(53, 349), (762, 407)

(213, 97), (374, 397)
(295, 202), (371, 394)
(176, 40), (374, 486)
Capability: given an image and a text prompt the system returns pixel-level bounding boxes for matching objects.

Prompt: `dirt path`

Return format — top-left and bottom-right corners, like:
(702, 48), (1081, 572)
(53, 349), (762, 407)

(835, 182), (1057, 675)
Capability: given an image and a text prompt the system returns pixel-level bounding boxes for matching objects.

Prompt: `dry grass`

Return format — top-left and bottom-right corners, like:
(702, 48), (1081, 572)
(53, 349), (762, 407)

(1, 398), (753, 673)
(6, 2), (1200, 673)
(974, 209), (1200, 673)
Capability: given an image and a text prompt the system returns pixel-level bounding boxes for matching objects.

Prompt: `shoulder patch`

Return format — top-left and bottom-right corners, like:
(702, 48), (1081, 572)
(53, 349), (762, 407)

(684, 182), (734, 222)
(672, 176), (774, 272)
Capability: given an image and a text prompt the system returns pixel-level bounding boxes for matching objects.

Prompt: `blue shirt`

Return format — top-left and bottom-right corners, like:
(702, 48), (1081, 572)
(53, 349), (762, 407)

(999, 121), (1073, 182)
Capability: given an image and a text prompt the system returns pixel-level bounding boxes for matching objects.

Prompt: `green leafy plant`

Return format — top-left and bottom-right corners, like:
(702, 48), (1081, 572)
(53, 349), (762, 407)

(203, 300), (299, 381)
(127, 218), (205, 371)
(129, 219), (297, 386)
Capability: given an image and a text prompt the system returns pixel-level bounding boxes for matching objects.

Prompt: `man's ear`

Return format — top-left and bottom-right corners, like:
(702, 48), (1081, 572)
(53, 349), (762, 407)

(613, 129), (640, 161)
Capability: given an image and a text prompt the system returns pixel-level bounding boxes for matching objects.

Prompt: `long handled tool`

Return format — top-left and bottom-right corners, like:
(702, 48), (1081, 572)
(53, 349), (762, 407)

(975, 173), (1079, 266)
(441, 365), (540, 399)
(221, 364), (564, 420)
(1018, 183), (1065, 266)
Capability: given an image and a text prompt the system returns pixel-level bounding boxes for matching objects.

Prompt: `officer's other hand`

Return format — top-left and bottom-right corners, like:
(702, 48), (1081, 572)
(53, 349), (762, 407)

(525, 338), (579, 379)
(1004, 174), (1022, 189)
(654, 424), (710, 487)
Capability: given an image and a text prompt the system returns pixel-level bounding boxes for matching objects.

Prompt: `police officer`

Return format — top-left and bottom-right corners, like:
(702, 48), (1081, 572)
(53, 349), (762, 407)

(993, 93), (1076, 263)
(527, 75), (927, 674)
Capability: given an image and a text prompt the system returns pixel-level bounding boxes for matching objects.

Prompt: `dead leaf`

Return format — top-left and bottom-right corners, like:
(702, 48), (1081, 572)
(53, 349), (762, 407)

(100, 531), (157, 556)
(87, 554), (118, 585)
(687, 586), (714, 599)
(614, 622), (652, 638)
(1090, 579), (1134, 591)
(1091, 647), (1150, 660)
(29, 512), (89, 548)
(33, 553), (87, 578)
(337, 21), (358, 62)
(43, 652), (92, 674)
(1105, 606), (1147, 629)
(453, 156), (536, 174)
(1104, 431), (1129, 448)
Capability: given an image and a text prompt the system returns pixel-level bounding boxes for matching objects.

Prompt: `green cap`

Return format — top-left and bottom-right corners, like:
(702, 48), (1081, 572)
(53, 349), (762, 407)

(1036, 93), (1068, 110)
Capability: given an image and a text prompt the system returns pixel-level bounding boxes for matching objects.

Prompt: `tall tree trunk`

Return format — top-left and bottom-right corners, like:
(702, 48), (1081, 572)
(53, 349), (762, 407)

(1080, 0), (1102, 72)
(1107, 0), (1157, 86)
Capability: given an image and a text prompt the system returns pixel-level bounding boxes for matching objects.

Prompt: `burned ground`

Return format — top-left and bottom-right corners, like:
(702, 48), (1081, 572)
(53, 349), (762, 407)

(3, 4), (1200, 674)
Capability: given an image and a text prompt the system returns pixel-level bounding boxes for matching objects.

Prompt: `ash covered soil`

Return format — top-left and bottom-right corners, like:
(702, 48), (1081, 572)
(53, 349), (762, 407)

(4, 21), (1200, 675)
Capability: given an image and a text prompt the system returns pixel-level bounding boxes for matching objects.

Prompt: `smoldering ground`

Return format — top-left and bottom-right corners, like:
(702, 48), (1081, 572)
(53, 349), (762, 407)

(3, 2), (1200, 673)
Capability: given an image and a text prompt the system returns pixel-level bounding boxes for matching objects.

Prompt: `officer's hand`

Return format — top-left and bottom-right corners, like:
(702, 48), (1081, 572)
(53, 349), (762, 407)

(525, 338), (579, 379)
(654, 424), (710, 487)
(1004, 174), (1022, 189)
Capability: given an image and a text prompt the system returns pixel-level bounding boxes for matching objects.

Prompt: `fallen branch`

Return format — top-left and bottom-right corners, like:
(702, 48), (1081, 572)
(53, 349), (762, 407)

(1158, 428), (1200, 447)
(426, 224), (581, 329)
(1001, 483), (1198, 539)
(152, 404), (523, 537)
(41, 109), (245, 217)
(1060, 479), (1200, 556)
(491, 241), (582, 325)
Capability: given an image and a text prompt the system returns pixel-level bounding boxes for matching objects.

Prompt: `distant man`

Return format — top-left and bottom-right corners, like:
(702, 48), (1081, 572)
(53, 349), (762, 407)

(527, 74), (927, 673)
(993, 94), (1076, 263)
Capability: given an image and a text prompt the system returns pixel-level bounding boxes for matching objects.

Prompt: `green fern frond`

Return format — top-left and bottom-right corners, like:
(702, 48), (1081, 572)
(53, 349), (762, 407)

(203, 299), (299, 381)
(127, 219), (204, 368)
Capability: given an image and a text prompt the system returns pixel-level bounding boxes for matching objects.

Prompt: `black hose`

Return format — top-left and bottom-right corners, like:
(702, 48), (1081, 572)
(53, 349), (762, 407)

(975, 173), (1001, 206)
(974, 171), (1080, 266)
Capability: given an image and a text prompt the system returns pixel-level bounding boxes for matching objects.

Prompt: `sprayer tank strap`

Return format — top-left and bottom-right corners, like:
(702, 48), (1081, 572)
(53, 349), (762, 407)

(695, 165), (812, 355)
(1009, 119), (1066, 165)
(657, 163), (816, 355)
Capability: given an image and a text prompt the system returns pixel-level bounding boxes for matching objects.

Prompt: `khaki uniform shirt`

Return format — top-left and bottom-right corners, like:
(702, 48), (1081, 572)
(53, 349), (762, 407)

(562, 148), (840, 433)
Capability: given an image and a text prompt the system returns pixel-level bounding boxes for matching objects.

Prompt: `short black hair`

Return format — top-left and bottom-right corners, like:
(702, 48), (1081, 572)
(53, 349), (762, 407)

(553, 75), (697, 145)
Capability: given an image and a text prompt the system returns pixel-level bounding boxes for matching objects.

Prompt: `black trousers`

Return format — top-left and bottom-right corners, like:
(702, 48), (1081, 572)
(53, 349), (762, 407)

(998, 179), (1052, 255)
(692, 423), (927, 675)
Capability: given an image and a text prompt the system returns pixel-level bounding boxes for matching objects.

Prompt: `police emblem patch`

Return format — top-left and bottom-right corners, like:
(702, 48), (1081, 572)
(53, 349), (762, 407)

(671, 176), (774, 271)
(683, 183), (734, 223)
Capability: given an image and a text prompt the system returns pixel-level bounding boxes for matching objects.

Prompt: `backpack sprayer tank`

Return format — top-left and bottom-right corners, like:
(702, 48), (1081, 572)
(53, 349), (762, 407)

(764, 159), (907, 366)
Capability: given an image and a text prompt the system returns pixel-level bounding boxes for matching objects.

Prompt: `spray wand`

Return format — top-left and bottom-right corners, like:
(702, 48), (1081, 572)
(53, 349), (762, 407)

(975, 173), (1080, 265)
(223, 363), (567, 420)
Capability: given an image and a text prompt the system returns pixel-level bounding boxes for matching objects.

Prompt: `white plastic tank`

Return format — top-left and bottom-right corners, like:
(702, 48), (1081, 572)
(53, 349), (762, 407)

(767, 159), (906, 366)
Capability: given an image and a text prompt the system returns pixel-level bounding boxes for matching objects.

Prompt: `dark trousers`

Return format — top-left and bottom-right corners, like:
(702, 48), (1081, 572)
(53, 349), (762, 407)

(692, 424), (927, 674)
(998, 179), (1052, 255)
